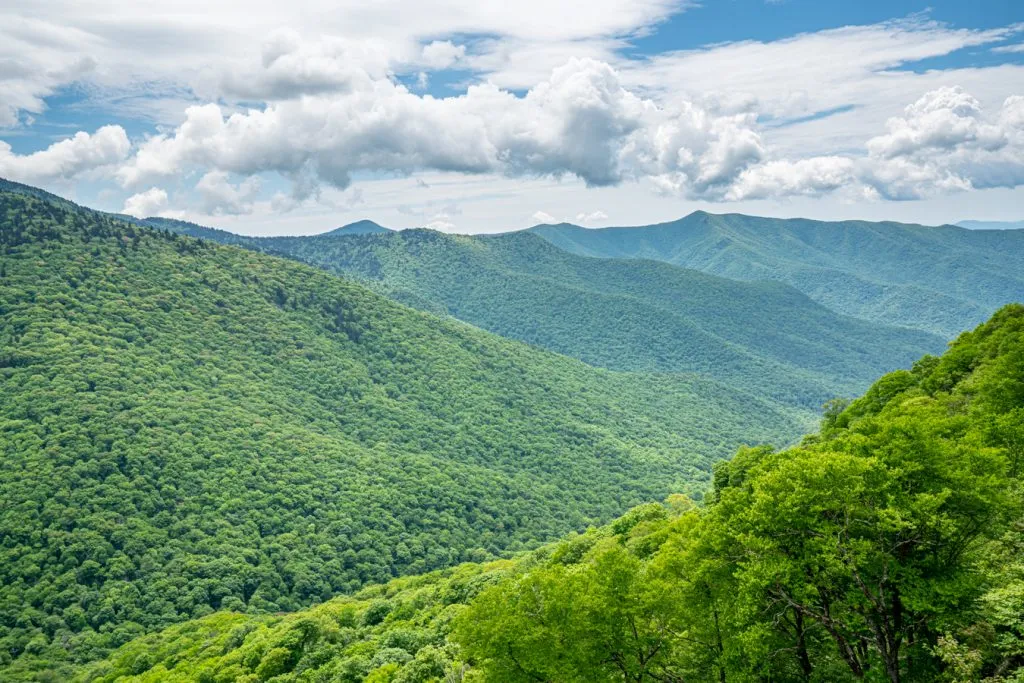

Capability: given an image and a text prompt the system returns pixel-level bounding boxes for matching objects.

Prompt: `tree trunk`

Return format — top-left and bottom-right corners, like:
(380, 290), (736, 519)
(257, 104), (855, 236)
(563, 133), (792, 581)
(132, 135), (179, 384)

(794, 609), (813, 681)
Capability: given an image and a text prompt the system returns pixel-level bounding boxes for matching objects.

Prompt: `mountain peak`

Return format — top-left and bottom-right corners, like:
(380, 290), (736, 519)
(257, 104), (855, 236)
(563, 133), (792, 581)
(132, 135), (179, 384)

(323, 219), (391, 236)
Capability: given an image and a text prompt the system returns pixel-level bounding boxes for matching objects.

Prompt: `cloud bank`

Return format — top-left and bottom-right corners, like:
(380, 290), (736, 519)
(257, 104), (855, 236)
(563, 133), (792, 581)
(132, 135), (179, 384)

(0, 6), (1021, 224)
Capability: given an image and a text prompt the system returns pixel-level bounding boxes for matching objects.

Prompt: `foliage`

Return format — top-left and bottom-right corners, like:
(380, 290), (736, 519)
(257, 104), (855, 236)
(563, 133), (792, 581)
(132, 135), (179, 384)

(137, 220), (945, 412)
(71, 560), (510, 682)
(0, 189), (805, 678)
(456, 304), (1024, 682)
(56, 304), (1024, 682)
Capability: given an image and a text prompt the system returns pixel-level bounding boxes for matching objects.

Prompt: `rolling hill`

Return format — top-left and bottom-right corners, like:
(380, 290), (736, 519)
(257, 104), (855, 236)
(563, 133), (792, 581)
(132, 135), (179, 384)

(529, 211), (1024, 339)
(0, 187), (805, 675)
(107, 217), (945, 411)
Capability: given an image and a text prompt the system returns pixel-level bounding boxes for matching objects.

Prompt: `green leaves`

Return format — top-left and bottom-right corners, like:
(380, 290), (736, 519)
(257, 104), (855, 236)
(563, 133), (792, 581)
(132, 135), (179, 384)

(0, 189), (800, 678)
(455, 307), (1024, 682)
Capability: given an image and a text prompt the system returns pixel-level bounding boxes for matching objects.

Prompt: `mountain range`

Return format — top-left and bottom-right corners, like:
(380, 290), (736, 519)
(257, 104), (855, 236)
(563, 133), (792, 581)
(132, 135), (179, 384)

(0, 185), (802, 676)
(1, 177), (1023, 681)
(530, 212), (1024, 339)
(168, 225), (944, 412)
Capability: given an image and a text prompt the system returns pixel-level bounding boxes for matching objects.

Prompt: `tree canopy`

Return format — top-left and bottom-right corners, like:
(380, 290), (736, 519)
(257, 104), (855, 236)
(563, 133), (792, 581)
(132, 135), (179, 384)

(0, 189), (804, 679)
(42, 304), (1024, 683)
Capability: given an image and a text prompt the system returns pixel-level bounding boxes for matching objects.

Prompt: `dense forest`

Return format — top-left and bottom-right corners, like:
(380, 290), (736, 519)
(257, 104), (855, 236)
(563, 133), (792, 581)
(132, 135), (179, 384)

(250, 228), (940, 408)
(1, 181), (1022, 682)
(0, 189), (805, 678)
(531, 212), (1024, 339)
(64, 304), (1024, 682)
(131, 214), (944, 412)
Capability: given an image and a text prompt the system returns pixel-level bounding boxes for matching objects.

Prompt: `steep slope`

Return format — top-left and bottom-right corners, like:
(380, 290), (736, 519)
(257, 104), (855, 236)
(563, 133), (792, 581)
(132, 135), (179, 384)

(530, 212), (1024, 338)
(0, 190), (804, 676)
(66, 305), (1024, 683)
(121, 224), (944, 411)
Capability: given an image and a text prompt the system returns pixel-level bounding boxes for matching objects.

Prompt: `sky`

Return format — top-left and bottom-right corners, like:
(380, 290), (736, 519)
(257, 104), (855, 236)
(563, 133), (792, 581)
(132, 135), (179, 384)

(1, 0), (1023, 235)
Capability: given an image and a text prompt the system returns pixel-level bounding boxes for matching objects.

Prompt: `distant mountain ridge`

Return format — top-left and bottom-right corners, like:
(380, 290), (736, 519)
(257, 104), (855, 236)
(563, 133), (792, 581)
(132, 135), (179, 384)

(125, 219), (946, 412)
(957, 219), (1024, 231)
(4, 176), (1018, 340)
(528, 211), (1024, 338)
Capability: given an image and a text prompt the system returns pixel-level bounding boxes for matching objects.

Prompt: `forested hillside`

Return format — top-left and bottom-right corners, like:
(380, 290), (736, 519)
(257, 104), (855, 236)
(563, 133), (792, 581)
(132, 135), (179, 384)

(530, 212), (1024, 339)
(114, 218), (943, 411)
(68, 305), (1024, 682)
(0, 190), (805, 678)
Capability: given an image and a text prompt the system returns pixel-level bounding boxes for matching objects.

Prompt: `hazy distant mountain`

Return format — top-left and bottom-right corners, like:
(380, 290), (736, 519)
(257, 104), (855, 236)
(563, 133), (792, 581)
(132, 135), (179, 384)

(957, 219), (1024, 230)
(529, 211), (1024, 339)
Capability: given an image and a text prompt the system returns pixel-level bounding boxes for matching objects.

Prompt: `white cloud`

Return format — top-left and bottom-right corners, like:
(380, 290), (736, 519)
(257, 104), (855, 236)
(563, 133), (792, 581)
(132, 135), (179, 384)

(620, 18), (1024, 158)
(212, 30), (401, 101)
(867, 87), (1006, 159)
(575, 209), (608, 223)
(0, 15), (102, 127)
(864, 89), (1024, 199)
(0, 0), (690, 123)
(424, 214), (457, 231)
(532, 210), (557, 223)
(195, 170), (261, 215)
(993, 43), (1024, 54)
(0, 125), (129, 184)
(727, 157), (858, 201)
(115, 58), (767, 200)
(727, 87), (1024, 202)
(3, 4), (1024, 228)
(122, 187), (171, 217)
(421, 40), (465, 69)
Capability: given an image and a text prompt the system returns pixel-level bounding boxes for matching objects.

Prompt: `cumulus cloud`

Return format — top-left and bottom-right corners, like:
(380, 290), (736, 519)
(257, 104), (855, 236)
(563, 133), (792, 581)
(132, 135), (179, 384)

(726, 87), (1024, 202)
(0, 125), (130, 184)
(0, 0), (689, 127)
(195, 170), (261, 215)
(727, 157), (857, 201)
(421, 40), (465, 69)
(621, 17), (1024, 160)
(213, 30), (399, 101)
(122, 187), (171, 217)
(424, 213), (457, 231)
(115, 58), (767, 200)
(112, 50), (1024, 206)
(867, 87), (1006, 159)
(532, 210), (557, 223)
(863, 89), (1024, 198)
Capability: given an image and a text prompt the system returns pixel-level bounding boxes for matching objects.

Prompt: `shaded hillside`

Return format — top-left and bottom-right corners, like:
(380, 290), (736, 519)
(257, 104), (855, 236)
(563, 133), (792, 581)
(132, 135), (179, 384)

(0, 189), (803, 676)
(530, 211), (1024, 338)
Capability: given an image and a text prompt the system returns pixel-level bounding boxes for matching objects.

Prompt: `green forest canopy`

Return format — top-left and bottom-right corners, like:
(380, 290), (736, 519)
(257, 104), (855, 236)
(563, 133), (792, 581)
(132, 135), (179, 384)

(0, 189), (805, 677)
(155, 224), (942, 412)
(64, 303), (1024, 683)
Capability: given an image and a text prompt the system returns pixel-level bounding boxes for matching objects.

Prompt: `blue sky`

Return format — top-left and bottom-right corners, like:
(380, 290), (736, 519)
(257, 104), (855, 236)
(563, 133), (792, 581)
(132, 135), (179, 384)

(1, 0), (1023, 234)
